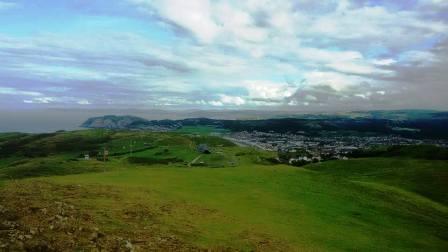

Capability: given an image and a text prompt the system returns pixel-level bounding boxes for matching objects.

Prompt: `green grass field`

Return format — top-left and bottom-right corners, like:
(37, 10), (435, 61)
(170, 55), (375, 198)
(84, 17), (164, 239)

(175, 126), (229, 135)
(0, 130), (447, 251)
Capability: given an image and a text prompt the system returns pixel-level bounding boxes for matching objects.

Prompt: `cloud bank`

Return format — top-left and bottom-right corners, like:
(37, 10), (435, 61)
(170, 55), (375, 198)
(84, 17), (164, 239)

(0, 0), (447, 110)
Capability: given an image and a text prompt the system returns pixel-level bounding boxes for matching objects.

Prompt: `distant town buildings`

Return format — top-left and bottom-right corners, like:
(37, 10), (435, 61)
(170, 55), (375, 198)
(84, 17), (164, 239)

(225, 131), (448, 166)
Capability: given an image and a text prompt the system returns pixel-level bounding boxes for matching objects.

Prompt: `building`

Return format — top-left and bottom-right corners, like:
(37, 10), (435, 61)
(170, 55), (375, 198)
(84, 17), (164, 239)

(197, 144), (211, 154)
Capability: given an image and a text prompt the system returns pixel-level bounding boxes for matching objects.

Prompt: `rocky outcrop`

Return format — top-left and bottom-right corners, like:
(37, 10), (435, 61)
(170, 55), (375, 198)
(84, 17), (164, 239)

(81, 115), (182, 131)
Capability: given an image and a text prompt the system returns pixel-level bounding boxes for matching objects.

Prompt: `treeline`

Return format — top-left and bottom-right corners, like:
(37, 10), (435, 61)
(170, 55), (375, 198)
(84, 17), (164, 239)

(349, 145), (448, 160)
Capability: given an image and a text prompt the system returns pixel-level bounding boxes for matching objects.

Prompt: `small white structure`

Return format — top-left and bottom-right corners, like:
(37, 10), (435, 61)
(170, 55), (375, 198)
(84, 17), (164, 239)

(84, 154), (90, 160)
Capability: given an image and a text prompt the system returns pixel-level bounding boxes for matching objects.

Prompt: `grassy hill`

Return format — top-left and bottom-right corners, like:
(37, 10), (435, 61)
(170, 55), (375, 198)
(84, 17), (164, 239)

(306, 158), (448, 205)
(0, 130), (447, 251)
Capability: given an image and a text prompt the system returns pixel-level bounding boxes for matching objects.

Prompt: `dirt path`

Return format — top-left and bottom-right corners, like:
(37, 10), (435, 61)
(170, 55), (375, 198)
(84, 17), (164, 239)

(188, 155), (202, 167)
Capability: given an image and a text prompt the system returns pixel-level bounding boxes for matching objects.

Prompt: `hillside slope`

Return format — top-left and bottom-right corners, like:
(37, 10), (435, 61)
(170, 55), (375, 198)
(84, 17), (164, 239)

(0, 130), (447, 251)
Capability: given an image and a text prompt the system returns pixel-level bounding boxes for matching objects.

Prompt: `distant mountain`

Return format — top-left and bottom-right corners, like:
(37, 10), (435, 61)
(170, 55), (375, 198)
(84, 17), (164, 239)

(81, 115), (182, 131)
(81, 113), (448, 139)
(348, 110), (448, 120)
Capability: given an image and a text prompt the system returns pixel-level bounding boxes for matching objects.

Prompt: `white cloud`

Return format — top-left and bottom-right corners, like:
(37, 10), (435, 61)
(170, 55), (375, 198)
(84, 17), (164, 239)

(303, 71), (365, 91)
(23, 97), (55, 104)
(244, 80), (297, 100)
(328, 61), (391, 75)
(305, 94), (317, 101)
(0, 1), (18, 11)
(149, 0), (220, 43)
(398, 50), (438, 66)
(219, 94), (246, 106)
(18, 64), (108, 81)
(77, 99), (91, 105)
(209, 100), (223, 106)
(0, 87), (42, 96)
(307, 5), (447, 42)
(288, 100), (297, 106)
(419, 0), (448, 7)
(354, 94), (369, 99)
(1, 1), (447, 109)
(296, 47), (392, 75)
(373, 59), (397, 66)
(214, 2), (268, 43)
(209, 94), (246, 106)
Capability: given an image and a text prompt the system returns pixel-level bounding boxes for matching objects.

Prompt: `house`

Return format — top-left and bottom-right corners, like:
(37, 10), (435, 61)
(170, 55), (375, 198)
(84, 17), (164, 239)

(84, 154), (90, 160)
(197, 144), (211, 154)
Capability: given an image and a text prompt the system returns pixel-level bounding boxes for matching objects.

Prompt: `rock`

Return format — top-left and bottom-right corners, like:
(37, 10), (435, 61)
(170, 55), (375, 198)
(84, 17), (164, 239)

(124, 240), (134, 251)
(0, 205), (5, 213)
(40, 208), (48, 215)
(90, 231), (104, 242)
(29, 228), (37, 235)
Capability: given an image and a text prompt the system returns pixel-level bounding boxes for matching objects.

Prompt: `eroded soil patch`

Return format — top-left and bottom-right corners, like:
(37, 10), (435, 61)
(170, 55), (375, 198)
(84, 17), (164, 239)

(0, 181), (200, 251)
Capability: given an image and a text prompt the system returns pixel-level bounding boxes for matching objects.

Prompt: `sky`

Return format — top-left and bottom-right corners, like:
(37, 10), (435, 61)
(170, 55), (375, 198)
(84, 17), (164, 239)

(0, 0), (448, 111)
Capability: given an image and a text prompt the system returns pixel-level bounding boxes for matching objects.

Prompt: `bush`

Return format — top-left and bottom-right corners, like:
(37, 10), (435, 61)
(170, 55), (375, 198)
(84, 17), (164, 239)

(128, 157), (182, 165)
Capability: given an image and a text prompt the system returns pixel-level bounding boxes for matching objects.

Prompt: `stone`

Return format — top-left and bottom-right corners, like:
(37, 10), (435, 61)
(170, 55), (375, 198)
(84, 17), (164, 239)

(29, 228), (37, 235)
(124, 240), (134, 251)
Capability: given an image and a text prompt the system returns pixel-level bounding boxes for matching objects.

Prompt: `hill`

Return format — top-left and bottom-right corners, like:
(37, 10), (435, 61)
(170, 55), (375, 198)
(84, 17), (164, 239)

(0, 130), (447, 251)
(350, 145), (448, 160)
(81, 114), (448, 139)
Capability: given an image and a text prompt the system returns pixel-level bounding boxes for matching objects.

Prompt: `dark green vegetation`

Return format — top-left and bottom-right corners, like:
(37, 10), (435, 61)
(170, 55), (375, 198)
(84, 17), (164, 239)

(0, 130), (245, 179)
(350, 145), (448, 160)
(83, 111), (448, 139)
(0, 130), (447, 251)
(175, 125), (229, 135)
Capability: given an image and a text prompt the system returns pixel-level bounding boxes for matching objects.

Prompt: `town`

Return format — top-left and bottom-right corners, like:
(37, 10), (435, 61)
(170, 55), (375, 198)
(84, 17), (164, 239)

(225, 131), (448, 166)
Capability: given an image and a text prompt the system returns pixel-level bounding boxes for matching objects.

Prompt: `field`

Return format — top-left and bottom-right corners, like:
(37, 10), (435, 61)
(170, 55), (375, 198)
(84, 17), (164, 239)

(0, 130), (447, 251)
(174, 126), (229, 135)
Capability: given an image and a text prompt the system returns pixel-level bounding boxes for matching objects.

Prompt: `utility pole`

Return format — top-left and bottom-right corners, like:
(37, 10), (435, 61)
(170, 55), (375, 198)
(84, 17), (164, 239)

(103, 147), (109, 162)
(102, 147), (107, 172)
